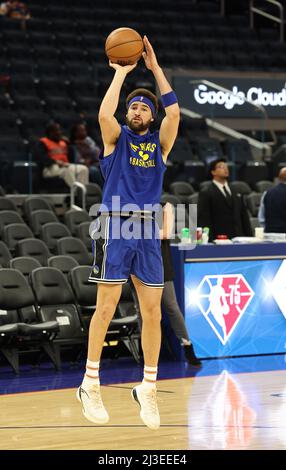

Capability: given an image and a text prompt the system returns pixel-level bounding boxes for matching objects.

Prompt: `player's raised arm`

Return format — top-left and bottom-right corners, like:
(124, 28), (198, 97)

(142, 36), (180, 161)
(98, 62), (137, 149)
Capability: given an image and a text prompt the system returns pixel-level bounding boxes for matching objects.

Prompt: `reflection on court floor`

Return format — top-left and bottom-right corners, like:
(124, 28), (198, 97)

(0, 357), (286, 450)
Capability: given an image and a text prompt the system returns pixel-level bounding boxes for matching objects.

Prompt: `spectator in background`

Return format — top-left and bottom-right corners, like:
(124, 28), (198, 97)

(160, 202), (201, 366)
(198, 159), (252, 241)
(0, 2), (9, 15)
(0, 1), (31, 29)
(4, 1), (30, 18)
(264, 167), (286, 233)
(35, 122), (89, 188)
(69, 123), (103, 187)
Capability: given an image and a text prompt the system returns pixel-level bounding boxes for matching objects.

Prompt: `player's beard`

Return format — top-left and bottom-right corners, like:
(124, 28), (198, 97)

(126, 116), (151, 132)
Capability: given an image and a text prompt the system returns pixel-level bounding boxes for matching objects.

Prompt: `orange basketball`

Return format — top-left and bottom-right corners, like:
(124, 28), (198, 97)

(105, 27), (144, 65)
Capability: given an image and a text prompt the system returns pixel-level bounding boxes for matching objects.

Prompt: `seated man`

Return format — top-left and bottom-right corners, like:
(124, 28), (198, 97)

(69, 123), (103, 187)
(36, 122), (89, 188)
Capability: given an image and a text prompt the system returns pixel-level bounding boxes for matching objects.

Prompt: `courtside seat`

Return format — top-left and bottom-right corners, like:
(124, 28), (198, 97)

(68, 265), (96, 328)
(30, 267), (87, 360)
(0, 303), (20, 374)
(0, 268), (60, 372)
(69, 266), (140, 362)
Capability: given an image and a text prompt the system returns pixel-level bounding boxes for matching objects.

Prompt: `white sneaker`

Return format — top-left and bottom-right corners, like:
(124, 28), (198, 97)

(131, 384), (160, 430)
(76, 384), (109, 424)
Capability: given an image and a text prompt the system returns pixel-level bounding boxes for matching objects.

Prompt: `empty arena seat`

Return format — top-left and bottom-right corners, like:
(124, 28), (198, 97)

(0, 299), (20, 373)
(0, 268), (60, 372)
(56, 237), (92, 265)
(69, 266), (140, 362)
(77, 221), (92, 254)
(0, 241), (12, 267)
(9, 256), (42, 278)
(229, 181), (252, 196)
(48, 255), (79, 279)
(0, 197), (18, 212)
(68, 265), (96, 327)
(64, 210), (91, 236)
(83, 183), (103, 212)
(169, 182), (195, 204)
(0, 211), (25, 235)
(29, 210), (58, 236)
(3, 223), (34, 253)
(255, 180), (275, 193)
(40, 222), (71, 253)
(16, 239), (51, 266)
(244, 192), (263, 217)
(23, 196), (55, 220)
(30, 267), (87, 354)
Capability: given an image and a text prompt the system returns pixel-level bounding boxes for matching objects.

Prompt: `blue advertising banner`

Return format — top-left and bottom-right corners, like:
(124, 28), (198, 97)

(174, 76), (286, 118)
(184, 258), (286, 357)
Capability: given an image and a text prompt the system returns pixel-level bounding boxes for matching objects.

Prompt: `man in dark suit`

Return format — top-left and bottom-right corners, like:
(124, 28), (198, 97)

(264, 167), (286, 233)
(197, 159), (252, 242)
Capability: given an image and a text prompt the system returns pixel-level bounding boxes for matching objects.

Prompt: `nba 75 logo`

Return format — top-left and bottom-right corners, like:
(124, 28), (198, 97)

(195, 275), (254, 345)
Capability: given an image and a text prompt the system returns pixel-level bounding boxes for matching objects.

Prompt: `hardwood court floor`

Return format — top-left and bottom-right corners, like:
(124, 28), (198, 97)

(1, 369), (286, 450)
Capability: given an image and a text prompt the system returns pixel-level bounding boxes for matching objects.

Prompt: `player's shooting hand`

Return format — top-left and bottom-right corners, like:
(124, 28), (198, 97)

(109, 61), (137, 73)
(142, 36), (159, 71)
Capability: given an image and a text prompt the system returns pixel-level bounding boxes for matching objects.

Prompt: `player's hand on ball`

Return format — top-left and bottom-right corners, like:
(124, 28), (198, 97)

(109, 61), (137, 73)
(142, 36), (159, 71)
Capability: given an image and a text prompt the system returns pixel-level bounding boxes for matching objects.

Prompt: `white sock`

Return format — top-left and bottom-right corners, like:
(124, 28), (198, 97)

(142, 365), (157, 389)
(82, 359), (100, 388)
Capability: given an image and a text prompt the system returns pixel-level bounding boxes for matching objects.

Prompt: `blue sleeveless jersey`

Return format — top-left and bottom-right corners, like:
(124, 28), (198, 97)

(99, 125), (166, 211)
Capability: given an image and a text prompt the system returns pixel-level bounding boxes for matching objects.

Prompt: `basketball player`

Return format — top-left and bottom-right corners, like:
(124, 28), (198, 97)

(77, 36), (180, 430)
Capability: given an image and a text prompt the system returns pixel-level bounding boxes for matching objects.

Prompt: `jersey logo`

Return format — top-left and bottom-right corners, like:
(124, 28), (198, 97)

(138, 150), (149, 161)
(93, 265), (100, 274)
(129, 141), (157, 168)
(130, 143), (139, 152)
